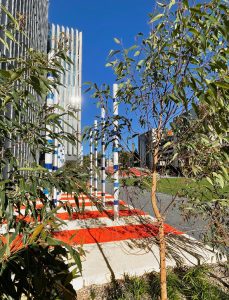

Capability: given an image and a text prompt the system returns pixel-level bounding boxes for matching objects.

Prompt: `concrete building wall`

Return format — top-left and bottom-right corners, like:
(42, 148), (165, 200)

(50, 24), (82, 161)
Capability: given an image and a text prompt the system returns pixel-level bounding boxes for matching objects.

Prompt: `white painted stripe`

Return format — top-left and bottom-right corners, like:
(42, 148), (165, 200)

(61, 192), (112, 196)
(58, 199), (91, 204)
(57, 214), (154, 231)
(59, 196), (114, 202)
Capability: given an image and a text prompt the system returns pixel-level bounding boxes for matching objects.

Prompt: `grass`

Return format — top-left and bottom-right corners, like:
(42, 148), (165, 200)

(88, 264), (229, 300)
(121, 176), (229, 201)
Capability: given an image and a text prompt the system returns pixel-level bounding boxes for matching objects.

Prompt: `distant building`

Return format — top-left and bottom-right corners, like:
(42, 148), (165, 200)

(138, 129), (156, 170)
(49, 24), (82, 161)
(138, 129), (178, 174)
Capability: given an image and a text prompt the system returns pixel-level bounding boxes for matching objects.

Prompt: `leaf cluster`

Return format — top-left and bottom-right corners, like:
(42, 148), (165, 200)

(0, 6), (87, 298)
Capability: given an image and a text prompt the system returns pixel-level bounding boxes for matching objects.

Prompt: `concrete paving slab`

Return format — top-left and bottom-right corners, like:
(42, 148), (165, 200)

(72, 236), (221, 290)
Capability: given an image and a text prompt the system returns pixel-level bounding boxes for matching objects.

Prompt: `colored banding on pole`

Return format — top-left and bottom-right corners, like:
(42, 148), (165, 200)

(101, 105), (106, 205)
(44, 71), (62, 205)
(57, 141), (62, 201)
(113, 83), (119, 219)
(89, 129), (93, 197)
(52, 90), (59, 205)
(44, 73), (54, 200)
(57, 119), (65, 170)
(94, 120), (98, 198)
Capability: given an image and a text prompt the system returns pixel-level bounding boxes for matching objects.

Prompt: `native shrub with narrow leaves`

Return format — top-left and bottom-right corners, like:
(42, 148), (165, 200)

(0, 5), (87, 298)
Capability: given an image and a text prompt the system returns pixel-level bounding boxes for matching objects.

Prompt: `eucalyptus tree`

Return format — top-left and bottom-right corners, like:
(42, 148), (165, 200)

(88, 0), (228, 299)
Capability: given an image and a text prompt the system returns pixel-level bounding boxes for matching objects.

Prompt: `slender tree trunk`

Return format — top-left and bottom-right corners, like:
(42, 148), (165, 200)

(151, 137), (167, 300)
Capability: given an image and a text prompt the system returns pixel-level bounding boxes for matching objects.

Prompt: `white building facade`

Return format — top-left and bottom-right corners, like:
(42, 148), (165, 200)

(50, 24), (82, 161)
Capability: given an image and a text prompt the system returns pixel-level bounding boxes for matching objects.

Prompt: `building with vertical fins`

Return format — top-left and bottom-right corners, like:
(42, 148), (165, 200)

(0, 2), (82, 166)
(0, 0), (49, 173)
(49, 24), (82, 161)
(0, 0), (48, 57)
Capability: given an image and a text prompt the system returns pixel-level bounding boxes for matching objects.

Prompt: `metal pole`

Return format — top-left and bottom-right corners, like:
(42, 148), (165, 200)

(57, 140), (62, 202)
(101, 105), (106, 205)
(94, 120), (98, 198)
(62, 145), (65, 166)
(52, 91), (59, 206)
(57, 142), (61, 169)
(44, 73), (54, 201)
(89, 129), (93, 197)
(113, 84), (119, 219)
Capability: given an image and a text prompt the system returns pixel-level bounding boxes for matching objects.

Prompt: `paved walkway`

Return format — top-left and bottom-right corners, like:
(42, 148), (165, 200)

(4, 190), (222, 290)
(104, 182), (207, 240)
(54, 192), (220, 290)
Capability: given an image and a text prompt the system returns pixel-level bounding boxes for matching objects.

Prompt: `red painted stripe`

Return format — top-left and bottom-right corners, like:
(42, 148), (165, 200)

(3, 209), (146, 224)
(55, 209), (146, 220)
(53, 223), (183, 245)
(0, 235), (24, 252)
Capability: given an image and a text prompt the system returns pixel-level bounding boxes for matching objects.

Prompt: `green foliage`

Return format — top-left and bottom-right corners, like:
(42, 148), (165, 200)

(122, 177), (229, 199)
(99, 265), (229, 300)
(103, 275), (148, 300)
(119, 152), (133, 169)
(87, 0), (229, 252)
(0, 6), (86, 298)
(148, 266), (229, 300)
(0, 242), (79, 300)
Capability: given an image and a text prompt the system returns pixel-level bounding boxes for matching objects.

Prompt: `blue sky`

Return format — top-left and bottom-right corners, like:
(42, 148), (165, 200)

(49, 0), (155, 154)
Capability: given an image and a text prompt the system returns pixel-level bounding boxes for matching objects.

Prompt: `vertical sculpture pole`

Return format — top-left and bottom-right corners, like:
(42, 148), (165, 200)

(56, 140), (61, 202)
(62, 145), (65, 166)
(58, 143), (65, 168)
(57, 142), (61, 169)
(52, 91), (59, 206)
(94, 120), (98, 198)
(113, 84), (119, 219)
(101, 105), (106, 205)
(89, 129), (93, 197)
(44, 73), (54, 201)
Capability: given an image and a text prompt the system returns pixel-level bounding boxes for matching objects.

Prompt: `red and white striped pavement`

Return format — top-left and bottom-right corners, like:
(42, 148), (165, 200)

(52, 191), (221, 289)
(52, 191), (183, 246)
(2, 191), (223, 289)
